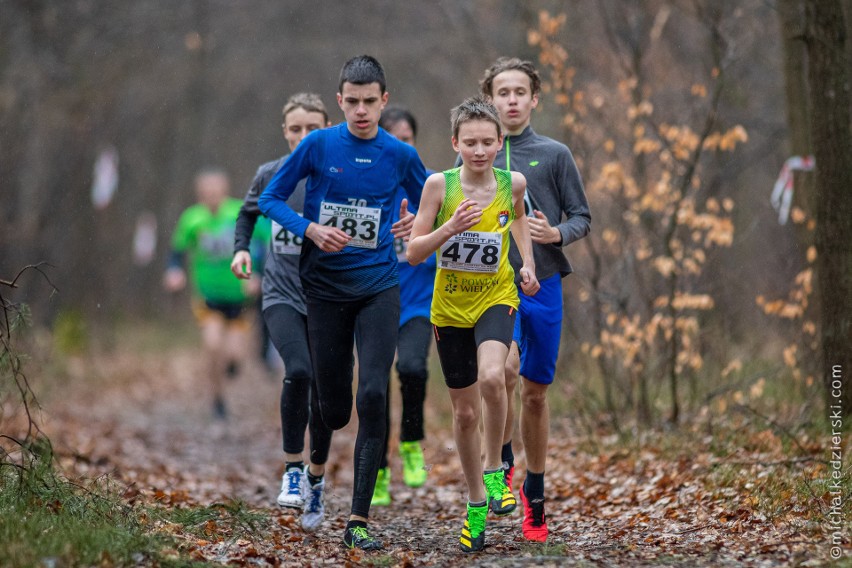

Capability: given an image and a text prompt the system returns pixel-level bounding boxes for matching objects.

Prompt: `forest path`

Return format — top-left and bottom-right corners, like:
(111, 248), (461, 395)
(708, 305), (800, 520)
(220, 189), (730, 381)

(35, 341), (826, 567)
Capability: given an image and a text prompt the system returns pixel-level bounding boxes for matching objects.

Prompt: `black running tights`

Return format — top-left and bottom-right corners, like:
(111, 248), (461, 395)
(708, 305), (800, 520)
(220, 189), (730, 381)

(263, 303), (332, 465)
(379, 316), (431, 468)
(306, 286), (399, 519)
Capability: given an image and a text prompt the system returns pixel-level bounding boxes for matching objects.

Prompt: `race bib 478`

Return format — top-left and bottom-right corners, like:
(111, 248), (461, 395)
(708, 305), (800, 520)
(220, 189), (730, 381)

(438, 231), (501, 273)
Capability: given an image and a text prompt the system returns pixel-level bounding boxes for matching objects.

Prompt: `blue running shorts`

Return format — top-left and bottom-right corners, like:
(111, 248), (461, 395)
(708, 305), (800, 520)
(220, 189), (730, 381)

(512, 274), (563, 385)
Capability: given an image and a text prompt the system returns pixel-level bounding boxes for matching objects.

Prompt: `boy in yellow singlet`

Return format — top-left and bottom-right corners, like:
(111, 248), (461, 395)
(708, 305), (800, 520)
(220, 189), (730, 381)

(406, 95), (539, 553)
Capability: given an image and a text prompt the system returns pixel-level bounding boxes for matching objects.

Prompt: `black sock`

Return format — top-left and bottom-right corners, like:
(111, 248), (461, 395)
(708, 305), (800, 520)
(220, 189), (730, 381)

(501, 441), (514, 467)
(524, 471), (545, 500)
(226, 360), (239, 378)
(285, 461), (304, 472)
(307, 471), (323, 487)
(346, 519), (367, 531)
(468, 499), (487, 508)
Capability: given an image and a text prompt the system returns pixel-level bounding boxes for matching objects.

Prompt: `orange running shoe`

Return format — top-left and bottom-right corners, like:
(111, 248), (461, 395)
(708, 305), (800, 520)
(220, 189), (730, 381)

(520, 484), (548, 542)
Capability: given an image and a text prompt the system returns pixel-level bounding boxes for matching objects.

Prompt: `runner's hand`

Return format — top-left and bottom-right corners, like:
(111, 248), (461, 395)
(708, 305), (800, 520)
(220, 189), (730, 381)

(529, 210), (561, 244)
(391, 198), (415, 240)
(305, 222), (352, 252)
(163, 267), (186, 292)
(231, 250), (252, 279)
(519, 266), (540, 296)
(446, 198), (482, 235)
(244, 276), (261, 296)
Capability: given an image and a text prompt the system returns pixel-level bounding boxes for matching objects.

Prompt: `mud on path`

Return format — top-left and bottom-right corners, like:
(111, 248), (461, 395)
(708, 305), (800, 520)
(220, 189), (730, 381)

(30, 341), (830, 567)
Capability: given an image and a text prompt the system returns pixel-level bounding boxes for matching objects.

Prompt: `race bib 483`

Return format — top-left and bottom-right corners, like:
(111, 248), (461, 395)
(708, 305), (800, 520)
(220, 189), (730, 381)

(319, 201), (381, 249)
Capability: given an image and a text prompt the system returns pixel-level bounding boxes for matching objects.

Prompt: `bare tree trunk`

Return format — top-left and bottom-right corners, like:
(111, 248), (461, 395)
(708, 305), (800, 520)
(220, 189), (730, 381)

(846, 0), (852, 66)
(585, 238), (620, 430)
(637, 369), (652, 426)
(805, 0), (852, 419)
(778, 0), (815, 236)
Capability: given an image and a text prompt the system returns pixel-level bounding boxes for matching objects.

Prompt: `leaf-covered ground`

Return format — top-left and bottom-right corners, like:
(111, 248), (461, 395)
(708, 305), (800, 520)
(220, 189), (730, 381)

(21, 339), (848, 567)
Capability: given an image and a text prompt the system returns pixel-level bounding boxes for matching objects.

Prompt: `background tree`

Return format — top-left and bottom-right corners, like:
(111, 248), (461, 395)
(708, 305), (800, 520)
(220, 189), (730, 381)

(0, 0), (835, 426)
(804, 0), (852, 418)
(767, 0), (820, 410)
(778, 0), (815, 228)
(530, 3), (746, 427)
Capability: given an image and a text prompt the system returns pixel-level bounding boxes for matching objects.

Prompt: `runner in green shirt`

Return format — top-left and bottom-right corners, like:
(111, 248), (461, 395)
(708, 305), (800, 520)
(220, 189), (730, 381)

(164, 168), (259, 419)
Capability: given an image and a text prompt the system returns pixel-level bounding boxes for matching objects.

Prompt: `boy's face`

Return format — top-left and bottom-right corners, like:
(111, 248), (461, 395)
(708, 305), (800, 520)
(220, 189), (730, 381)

(337, 82), (388, 139)
(283, 108), (327, 152)
(386, 120), (415, 146)
(490, 69), (538, 135)
(452, 119), (503, 173)
(195, 173), (229, 212)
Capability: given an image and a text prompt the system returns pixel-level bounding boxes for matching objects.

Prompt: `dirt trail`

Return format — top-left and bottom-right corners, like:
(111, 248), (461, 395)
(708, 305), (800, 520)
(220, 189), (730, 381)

(32, 346), (829, 567)
(40, 349), (512, 562)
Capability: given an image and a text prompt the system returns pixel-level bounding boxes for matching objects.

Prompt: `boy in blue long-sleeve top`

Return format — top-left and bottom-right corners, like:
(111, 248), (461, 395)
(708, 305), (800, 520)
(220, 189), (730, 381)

(259, 55), (428, 551)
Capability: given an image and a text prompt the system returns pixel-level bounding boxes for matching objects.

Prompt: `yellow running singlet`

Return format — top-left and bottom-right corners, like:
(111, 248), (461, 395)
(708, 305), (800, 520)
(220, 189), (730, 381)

(430, 167), (519, 328)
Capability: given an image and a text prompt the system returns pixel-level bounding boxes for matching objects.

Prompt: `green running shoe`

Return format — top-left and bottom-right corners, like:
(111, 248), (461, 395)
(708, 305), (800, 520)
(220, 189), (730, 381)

(371, 467), (391, 507)
(399, 441), (427, 487)
(459, 501), (487, 553)
(483, 469), (516, 516)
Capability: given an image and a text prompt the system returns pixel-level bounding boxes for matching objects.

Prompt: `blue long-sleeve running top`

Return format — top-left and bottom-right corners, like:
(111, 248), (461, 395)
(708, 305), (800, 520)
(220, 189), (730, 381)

(258, 123), (428, 301)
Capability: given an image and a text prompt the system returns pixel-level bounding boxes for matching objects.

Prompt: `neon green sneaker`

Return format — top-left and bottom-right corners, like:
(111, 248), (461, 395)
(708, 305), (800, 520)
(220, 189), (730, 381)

(459, 501), (487, 552)
(399, 441), (427, 487)
(371, 467), (391, 506)
(343, 524), (383, 550)
(483, 469), (516, 516)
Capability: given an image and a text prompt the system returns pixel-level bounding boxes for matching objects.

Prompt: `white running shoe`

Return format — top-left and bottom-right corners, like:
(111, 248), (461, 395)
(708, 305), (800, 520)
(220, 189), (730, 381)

(301, 476), (325, 531)
(277, 467), (305, 509)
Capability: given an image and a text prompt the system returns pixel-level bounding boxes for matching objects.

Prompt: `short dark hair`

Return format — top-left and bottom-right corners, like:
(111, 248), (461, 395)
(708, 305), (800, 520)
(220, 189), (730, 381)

(338, 55), (386, 94)
(479, 57), (541, 98)
(282, 92), (328, 125)
(450, 95), (502, 139)
(380, 105), (417, 139)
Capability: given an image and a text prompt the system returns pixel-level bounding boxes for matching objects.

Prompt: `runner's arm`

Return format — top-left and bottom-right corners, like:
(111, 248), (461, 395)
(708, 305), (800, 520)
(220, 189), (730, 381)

(164, 210), (192, 291)
(258, 141), (313, 237)
(509, 172), (539, 296)
(407, 174), (482, 265)
(553, 148), (591, 246)
(232, 166), (267, 278)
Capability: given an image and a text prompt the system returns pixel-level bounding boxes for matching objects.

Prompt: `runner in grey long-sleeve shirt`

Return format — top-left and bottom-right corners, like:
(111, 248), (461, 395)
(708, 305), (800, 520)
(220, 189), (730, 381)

(480, 56), (591, 542)
(235, 157), (306, 315)
(230, 93), (332, 533)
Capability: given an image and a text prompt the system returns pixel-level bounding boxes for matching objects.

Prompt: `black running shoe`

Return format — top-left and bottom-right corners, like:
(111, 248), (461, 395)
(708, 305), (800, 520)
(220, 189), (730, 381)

(484, 469), (516, 515)
(343, 525), (383, 551)
(226, 360), (239, 379)
(459, 501), (487, 553)
(213, 396), (227, 420)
